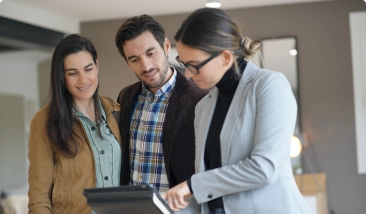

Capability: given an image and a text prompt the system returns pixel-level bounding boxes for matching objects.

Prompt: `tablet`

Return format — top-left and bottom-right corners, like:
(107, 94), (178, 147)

(83, 184), (173, 214)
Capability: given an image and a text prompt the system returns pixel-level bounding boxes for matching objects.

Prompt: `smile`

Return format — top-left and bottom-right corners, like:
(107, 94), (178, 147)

(78, 85), (91, 90)
(143, 70), (157, 77)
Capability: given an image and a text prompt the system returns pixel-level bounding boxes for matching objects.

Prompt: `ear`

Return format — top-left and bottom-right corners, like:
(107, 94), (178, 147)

(95, 59), (99, 74)
(221, 50), (234, 68)
(164, 37), (171, 57)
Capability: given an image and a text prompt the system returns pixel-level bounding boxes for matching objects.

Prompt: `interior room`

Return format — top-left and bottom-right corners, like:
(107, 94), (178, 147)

(0, 0), (366, 213)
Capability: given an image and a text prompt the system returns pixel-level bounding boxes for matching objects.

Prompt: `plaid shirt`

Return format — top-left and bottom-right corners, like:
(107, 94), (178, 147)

(129, 69), (177, 192)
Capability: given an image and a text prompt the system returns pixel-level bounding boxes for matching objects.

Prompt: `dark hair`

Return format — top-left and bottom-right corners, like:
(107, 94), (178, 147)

(47, 34), (102, 158)
(115, 14), (166, 60)
(175, 8), (261, 75)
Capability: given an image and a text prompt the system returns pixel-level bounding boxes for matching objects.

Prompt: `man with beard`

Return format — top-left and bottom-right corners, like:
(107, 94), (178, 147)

(115, 14), (207, 196)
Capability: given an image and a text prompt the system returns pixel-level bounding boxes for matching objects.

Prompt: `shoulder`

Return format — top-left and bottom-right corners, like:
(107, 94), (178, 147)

(117, 81), (141, 102)
(253, 69), (291, 93)
(121, 82), (141, 94)
(175, 71), (208, 99)
(29, 106), (50, 135)
(100, 96), (120, 112)
(31, 106), (49, 124)
(241, 62), (290, 93)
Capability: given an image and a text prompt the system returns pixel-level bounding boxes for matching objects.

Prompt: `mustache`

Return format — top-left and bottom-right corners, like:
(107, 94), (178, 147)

(141, 68), (158, 75)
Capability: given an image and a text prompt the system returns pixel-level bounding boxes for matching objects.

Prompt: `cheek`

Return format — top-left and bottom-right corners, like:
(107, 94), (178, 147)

(64, 76), (71, 88)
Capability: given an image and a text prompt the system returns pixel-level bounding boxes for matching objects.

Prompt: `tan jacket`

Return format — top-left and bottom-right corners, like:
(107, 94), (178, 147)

(28, 96), (121, 214)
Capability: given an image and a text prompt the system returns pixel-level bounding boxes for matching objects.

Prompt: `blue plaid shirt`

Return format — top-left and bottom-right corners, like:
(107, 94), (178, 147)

(129, 69), (177, 192)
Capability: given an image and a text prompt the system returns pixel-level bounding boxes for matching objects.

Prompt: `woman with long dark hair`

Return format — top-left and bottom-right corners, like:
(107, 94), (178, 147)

(162, 8), (309, 214)
(28, 34), (121, 214)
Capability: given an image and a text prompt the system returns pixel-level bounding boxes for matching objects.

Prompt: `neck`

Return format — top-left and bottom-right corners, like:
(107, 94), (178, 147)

(74, 98), (96, 122)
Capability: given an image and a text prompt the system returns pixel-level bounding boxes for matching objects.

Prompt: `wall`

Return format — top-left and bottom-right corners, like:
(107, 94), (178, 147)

(80, 1), (366, 213)
(0, 94), (26, 191)
(0, 50), (51, 191)
(0, 0), (79, 34)
(38, 58), (52, 108)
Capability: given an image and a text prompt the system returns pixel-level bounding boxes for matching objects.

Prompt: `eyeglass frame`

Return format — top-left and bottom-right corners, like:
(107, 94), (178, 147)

(175, 52), (221, 74)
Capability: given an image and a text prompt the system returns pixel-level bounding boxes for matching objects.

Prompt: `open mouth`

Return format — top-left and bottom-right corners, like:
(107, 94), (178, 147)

(143, 69), (158, 78)
(78, 85), (91, 90)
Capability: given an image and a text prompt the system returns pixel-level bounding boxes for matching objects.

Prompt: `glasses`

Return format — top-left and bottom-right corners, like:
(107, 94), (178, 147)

(175, 52), (220, 74)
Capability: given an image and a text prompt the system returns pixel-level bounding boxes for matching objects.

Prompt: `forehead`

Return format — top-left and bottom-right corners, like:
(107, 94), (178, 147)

(123, 31), (162, 57)
(176, 41), (208, 62)
(63, 51), (94, 67)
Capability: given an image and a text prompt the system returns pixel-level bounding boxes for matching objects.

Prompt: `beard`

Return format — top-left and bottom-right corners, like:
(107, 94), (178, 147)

(137, 57), (171, 90)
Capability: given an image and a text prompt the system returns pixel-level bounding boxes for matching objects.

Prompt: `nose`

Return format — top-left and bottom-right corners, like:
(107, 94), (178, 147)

(78, 71), (88, 83)
(184, 68), (194, 79)
(140, 56), (152, 72)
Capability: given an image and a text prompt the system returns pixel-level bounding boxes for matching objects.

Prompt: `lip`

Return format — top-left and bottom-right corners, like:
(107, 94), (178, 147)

(142, 69), (158, 78)
(77, 84), (91, 91)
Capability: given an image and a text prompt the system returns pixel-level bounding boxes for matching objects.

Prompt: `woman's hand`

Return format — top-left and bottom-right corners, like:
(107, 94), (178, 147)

(161, 181), (192, 212)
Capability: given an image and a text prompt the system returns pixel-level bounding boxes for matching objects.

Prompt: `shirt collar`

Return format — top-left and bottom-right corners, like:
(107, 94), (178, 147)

(73, 97), (106, 122)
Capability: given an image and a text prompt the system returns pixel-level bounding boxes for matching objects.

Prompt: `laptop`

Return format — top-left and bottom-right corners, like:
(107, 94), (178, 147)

(83, 184), (173, 214)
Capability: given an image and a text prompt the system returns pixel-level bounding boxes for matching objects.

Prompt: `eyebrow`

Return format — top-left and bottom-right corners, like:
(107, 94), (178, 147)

(64, 63), (94, 72)
(183, 59), (200, 64)
(126, 47), (156, 61)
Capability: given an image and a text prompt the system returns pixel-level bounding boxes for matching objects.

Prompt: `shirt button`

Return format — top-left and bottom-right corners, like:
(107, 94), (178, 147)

(104, 176), (109, 180)
(208, 194), (213, 199)
(100, 150), (105, 154)
(91, 126), (96, 131)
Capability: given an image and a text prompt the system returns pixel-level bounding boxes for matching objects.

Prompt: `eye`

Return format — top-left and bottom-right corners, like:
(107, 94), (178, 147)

(129, 58), (138, 63)
(147, 51), (155, 57)
(67, 72), (76, 76)
(85, 68), (93, 72)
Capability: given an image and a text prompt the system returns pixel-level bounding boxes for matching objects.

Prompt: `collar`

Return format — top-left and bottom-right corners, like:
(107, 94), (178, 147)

(73, 97), (106, 121)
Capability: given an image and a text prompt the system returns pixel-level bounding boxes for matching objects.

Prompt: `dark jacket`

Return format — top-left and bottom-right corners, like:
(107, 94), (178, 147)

(117, 70), (208, 187)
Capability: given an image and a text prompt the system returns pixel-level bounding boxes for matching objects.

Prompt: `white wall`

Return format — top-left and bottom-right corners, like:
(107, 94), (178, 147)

(0, 50), (51, 191)
(0, 0), (79, 34)
(350, 11), (366, 174)
(0, 50), (51, 118)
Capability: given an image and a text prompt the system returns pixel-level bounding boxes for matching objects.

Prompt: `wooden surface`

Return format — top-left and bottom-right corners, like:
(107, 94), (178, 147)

(294, 173), (328, 214)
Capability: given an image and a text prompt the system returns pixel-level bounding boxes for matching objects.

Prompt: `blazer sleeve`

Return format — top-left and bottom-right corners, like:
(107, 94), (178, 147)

(191, 72), (297, 204)
(28, 111), (54, 214)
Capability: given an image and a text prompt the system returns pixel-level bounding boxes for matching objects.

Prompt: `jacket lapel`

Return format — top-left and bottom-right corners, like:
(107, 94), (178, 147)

(162, 71), (185, 175)
(221, 62), (259, 165)
(196, 88), (218, 172)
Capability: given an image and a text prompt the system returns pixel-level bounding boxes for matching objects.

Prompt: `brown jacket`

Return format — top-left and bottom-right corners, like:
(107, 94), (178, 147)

(28, 96), (121, 214)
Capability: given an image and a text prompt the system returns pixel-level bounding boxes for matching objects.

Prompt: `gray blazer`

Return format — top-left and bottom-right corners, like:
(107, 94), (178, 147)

(190, 62), (309, 214)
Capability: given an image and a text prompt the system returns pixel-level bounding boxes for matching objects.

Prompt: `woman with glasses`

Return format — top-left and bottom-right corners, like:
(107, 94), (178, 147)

(28, 34), (121, 214)
(161, 8), (309, 214)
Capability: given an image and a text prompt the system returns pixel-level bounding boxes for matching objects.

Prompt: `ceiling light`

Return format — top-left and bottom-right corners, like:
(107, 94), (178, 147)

(290, 135), (302, 158)
(289, 49), (298, 56)
(206, 0), (221, 8)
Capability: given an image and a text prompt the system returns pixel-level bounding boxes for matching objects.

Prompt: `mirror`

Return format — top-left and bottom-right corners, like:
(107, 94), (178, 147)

(255, 37), (300, 134)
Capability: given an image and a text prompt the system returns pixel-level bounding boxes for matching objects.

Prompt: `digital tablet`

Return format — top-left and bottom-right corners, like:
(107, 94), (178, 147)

(83, 184), (173, 214)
